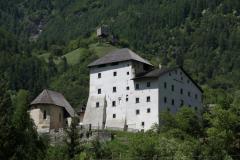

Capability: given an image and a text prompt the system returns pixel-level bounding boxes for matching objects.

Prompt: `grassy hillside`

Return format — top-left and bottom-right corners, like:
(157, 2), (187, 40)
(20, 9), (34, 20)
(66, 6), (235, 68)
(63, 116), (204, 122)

(38, 43), (117, 65)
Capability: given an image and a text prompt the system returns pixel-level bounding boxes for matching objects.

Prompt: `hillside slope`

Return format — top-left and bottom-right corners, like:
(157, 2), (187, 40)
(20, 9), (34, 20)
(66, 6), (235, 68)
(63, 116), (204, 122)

(0, 0), (239, 106)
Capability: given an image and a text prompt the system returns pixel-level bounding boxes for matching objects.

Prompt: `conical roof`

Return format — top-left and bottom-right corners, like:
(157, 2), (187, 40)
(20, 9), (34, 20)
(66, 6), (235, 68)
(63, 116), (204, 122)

(30, 89), (75, 117)
(88, 48), (153, 67)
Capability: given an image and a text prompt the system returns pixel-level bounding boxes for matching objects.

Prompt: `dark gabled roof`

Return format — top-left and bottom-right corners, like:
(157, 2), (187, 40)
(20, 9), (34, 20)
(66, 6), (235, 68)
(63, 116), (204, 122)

(133, 66), (203, 92)
(30, 89), (76, 117)
(88, 48), (153, 67)
(134, 67), (176, 79)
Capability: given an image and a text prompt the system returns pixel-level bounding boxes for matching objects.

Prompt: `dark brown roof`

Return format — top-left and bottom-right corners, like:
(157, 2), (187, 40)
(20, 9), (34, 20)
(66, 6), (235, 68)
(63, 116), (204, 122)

(30, 89), (76, 117)
(88, 48), (153, 67)
(133, 66), (203, 92)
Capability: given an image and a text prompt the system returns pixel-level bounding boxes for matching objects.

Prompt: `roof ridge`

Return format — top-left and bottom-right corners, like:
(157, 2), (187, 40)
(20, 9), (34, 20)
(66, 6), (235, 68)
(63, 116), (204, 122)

(88, 48), (153, 67)
(44, 89), (55, 104)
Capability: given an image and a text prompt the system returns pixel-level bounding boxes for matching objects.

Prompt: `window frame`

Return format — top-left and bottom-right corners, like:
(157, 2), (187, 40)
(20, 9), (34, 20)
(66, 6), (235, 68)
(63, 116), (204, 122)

(136, 83), (139, 89)
(43, 110), (47, 119)
(164, 82), (167, 89)
(136, 109), (140, 115)
(180, 88), (183, 95)
(96, 102), (100, 108)
(147, 82), (151, 87)
(112, 101), (116, 107)
(136, 97), (140, 103)
(164, 97), (167, 103)
(147, 108), (151, 113)
(146, 96), (151, 102)
(113, 86), (117, 93)
(98, 73), (101, 78)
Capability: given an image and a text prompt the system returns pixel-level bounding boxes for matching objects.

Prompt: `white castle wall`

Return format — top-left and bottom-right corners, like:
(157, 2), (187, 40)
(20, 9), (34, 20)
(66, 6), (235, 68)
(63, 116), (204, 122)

(83, 61), (203, 131)
(158, 68), (202, 114)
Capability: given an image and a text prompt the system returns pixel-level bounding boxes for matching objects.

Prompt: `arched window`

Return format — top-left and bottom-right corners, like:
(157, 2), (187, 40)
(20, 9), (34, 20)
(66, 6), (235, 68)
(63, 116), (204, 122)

(43, 110), (47, 119)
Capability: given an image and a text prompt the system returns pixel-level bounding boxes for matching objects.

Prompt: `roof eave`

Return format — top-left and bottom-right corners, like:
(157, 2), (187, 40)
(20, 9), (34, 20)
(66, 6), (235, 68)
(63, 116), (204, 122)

(88, 59), (154, 68)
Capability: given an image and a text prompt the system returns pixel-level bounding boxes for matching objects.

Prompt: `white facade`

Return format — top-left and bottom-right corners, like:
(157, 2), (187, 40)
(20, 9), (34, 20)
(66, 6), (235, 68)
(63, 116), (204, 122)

(83, 51), (203, 131)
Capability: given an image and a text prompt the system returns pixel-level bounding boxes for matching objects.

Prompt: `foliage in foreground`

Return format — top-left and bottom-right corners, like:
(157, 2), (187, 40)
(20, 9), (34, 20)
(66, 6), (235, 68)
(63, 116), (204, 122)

(44, 98), (240, 160)
(0, 83), (46, 160)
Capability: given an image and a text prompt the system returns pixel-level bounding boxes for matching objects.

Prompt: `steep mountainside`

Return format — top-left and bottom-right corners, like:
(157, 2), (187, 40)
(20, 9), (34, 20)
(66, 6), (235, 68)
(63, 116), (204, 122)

(0, 0), (240, 107)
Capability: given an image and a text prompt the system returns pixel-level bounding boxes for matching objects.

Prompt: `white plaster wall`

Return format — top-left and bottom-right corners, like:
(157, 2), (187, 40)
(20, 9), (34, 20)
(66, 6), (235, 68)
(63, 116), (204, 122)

(84, 61), (160, 131)
(86, 61), (134, 130)
(83, 62), (203, 132)
(158, 68), (202, 114)
(30, 108), (41, 127)
(126, 79), (159, 131)
(83, 95), (106, 129)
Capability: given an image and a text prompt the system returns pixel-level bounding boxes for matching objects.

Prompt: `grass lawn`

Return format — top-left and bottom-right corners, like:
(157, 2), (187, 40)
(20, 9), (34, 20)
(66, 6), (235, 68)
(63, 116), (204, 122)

(38, 43), (118, 65)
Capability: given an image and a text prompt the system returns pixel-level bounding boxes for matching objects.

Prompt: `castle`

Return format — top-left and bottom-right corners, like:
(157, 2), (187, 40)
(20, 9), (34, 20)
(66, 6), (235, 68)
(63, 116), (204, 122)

(83, 48), (203, 131)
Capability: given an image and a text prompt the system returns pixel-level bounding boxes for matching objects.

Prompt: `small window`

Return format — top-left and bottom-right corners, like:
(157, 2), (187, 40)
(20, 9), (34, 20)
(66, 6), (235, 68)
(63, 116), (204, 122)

(136, 109), (140, 115)
(126, 98), (128, 102)
(187, 80), (190, 83)
(146, 96), (151, 102)
(147, 82), (151, 87)
(180, 100), (184, 106)
(127, 72), (129, 75)
(136, 98), (140, 103)
(43, 110), (47, 119)
(98, 73), (101, 78)
(180, 72), (182, 75)
(141, 122), (145, 126)
(113, 87), (116, 93)
(164, 82), (167, 89)
(171, 85), (174, 91)
(147, 108), (151, 113)
(167, 108), (170, 112)
(189, 104), (192, 107)
(194, 107), (198, 111)
(188, 92), (191, 97)
(98, 89), (101, 94)
(180, 88), (183, 95)
(172, 99), (175, 105)
(169, 72), (171, 76)
(164, 97), (167, 103)
(175, 70), (178, 74)
(113, 114), (116, 118)
(136, 83), (139, 89)
(113, 71), (117, 76)
(112, 101), (116, 107)
(181, 77), (183, 80)
(96, 102), (99, 108)
(126, 86), (130, 90)
(195, 94), (198, 99)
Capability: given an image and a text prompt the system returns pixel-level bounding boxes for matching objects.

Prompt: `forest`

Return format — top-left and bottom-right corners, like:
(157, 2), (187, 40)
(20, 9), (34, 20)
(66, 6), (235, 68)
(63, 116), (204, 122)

(0, 0), (240, 159)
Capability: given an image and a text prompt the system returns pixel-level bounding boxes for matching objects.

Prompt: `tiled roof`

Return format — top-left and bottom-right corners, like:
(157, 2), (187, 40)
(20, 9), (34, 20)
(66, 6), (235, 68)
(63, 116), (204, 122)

(30, 89), (76, 117)
(88, 48), (153, 67)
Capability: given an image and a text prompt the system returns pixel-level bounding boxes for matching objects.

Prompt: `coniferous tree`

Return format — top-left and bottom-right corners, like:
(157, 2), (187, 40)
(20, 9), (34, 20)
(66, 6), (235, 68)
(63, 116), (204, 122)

(0, 79), (15, 159)
(65, 117), (81, 159)
(11, 89), (46, 160)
